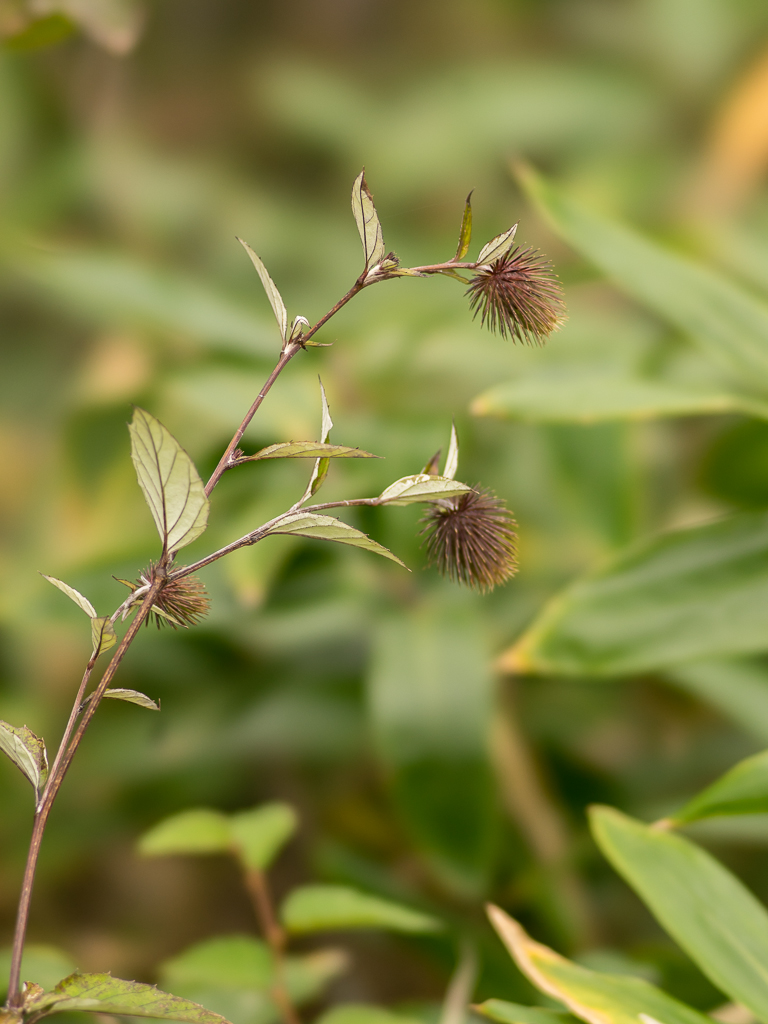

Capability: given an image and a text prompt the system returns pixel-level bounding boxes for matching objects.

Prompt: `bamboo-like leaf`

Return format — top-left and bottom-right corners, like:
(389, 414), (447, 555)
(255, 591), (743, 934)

(238, 238), (288, 342)
(318, 1006), (423, 1024)
(475, 1001), (575, 1024)
(25, 972), (232, 1023)
(238, 442), (379, 461)
(230, 802), (298, 871)
(443, 423), (459, 480)
(91, 617), (118, 658)
(377, 475), (471, 506)
(0, 721), (48, 803)
(41, 575), (97, 618)
(281, 884), (441, 934)
(487, 905), (712, 1024)
(454, 192), (473, 261)
(138, 809), (232, 857)
(590, 806), (768, 1024)
(476, 225), (518, 265)
(670, 749), (768, 824)
(267, 513), (406, 567)
(129, 407), (210, 554)
(351, 170), (386, 272)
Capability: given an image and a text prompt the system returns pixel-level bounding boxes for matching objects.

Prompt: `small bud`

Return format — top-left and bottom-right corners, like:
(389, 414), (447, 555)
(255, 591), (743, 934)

(466, 247), (566, 344)
(420, 489), (518, 592)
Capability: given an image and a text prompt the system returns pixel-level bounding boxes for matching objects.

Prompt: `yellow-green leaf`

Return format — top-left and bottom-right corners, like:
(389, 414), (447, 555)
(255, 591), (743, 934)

(0, 721), (48, 803)
(351, 170), (386, 272)
(476, 225), (517, 265)
(91, 617), (118, 658)
(240, 442), (379, 461)
(40, 575), (97, 617)
(238, 238), (288, 342)
(138, 809), (232, 857)
(454, 192), (473, 261)
(281, 884), (441, 934)
(267, 513), (406, 567)
(377, 475), (471, 506)
(229, 802), (298, 871)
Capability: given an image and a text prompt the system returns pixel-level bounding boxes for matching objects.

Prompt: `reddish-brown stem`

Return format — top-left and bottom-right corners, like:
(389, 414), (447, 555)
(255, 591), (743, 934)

(244, 869), (300, 1024)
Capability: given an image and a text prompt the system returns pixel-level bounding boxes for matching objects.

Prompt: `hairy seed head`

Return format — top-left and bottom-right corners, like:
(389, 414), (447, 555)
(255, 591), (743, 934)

(466, 247), (566, 344)
(420, 488), (518, 592)
(123, 564), (210, 628)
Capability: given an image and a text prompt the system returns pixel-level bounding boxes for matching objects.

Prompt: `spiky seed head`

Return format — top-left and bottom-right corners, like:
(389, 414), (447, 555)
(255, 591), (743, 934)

(122, 564), (210, 628)
(420, 488), (518, 592)
(466, 247), (566, 344)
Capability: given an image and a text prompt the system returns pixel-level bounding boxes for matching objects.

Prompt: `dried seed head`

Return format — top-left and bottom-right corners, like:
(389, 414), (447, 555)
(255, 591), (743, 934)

(466, 247), (566, 344)
(420, 488), (518, 592)
(122, 564), (210, 628)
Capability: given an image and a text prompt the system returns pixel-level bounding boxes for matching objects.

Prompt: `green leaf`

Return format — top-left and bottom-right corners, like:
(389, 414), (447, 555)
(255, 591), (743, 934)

(281, 884), (441, 934)
(317, 1006), (423, 1024)
(476, 225), (518, 265)
(0, 721), (48, 802)
(351, 170), (386, 272)
(518, 165), (768, 392)
(138, 809), (232, 857)
(0, 945), (77, 997)
(666, 659), (768, 744)
(238, 238), (288, 343)
(443, 423), (459, 480)
(129, 407), (210, 554)
(229, 803), (298, 871)
(454, 192), (473, 261)
(239, 442), (379, 461)
(40, 575), (97, 618)
(590, 805), (768, 1024)
(474, 1001), (575, 1024)
(377, 475), (471, 506)
(498, 511), (768, 677)
(308, 378), (333, 497)
(104, 688), (160, 711)
(26, 972), (232, 1023)
(670, 750), (768, 825)
(267, 513), (406, 568)
(487, 906), (711, 1024)
(91, 616), (118, 658)
(470, 370), (768, 423)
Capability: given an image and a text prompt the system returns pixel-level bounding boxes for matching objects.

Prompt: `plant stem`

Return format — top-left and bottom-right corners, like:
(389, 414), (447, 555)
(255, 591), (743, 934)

(244, 869), (300, 1024)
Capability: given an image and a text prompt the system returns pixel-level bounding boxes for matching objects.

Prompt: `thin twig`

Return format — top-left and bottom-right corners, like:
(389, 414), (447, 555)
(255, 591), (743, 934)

(244, 869), (301, 1024)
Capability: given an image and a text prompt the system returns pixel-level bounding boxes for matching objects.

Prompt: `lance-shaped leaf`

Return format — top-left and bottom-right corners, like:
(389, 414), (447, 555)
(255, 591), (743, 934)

(25, 972), (232, 1023)
(476, 225), (518, 265)
(487, 906), (712, 1024)
(230, 802), (298, 871)
(281, 884), (441, 934)
(138, 809), (232, 857)
(238, 441), (379, 461)
(443, 423), (459, 480)
(377, 475), (471, 506)
(307, 379), (334, 497)
(318, 1006), (423, 1024)
(670, 749), (768, 825)
(84, 688), (160, 711)
(454, 192), (473, 261)
(590, 806), (768, 1024)
(129, 408), (210, 554)
(475, 1001), (576, 1024)
(41, 575), (97, 618)
(351, 170), (386, 272)
(0, 721), (48, 803)
(91, 617), (118, 658)
(267, 513), (406, 567)
(238, 238), (288, 342)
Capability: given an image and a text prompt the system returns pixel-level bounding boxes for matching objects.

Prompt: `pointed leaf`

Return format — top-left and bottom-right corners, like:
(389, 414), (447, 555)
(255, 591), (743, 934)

(138, 809), (232, 857)
(104, 689), (160, 711)
(351, 170), (386, 272)
(238, 238), (288, 342)
(590, 805), (768, 1024)
(443, 424), (459, 480)
(474, 1001), (575, 1024)
(666, 659), (768, 745)
(670, 749), (768, 824)
(487, 906), (712, 1024)
(239, 442), (379, 461)
(91, 617), (118, 658)
(301, 378), (334, 500)
(318, 1007), (424, 1024)
(26, 972), (232, 1023)
(281, 884), (441, 934)
(377, 475), (471, 506)
(477, 225), (518, 265)
(0, 721), (48, 802)
(230, 802), (298, 871)
(267, 513), (406, 567)
(41, 575), (97, 618)
(454, 192), (473, 261)
(129, 408), (210, 554)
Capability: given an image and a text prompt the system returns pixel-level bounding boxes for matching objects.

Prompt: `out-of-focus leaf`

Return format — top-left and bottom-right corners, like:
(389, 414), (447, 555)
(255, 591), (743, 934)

(518, 165), (768, 392)
(281, 884), (441, 934)
(499, 511), (768, 678)
(138, 809), (232, 857)
(0, 721), (48, 802)
(443, 423), (459, 480)
(129, 407), (209, 554)
(368, 604), (498, 894)
(2, 13), (75, 51)
(90, 616), (117, 657)
(239, 442), (379, 461)
(238, 238), (288, 343)
(470, 370), (768, 423)
(33, 0), (145, 55)
(317, 1006), (423, 1024)
(377, 475), (471, 506)
(671, 750), (768, 824)
(454, 192), (473, 261)
(487, 906), (711, 1024)
(0, 946), (77, 998)
(666, 659), (768, 744)
(40, 575), (96, 617)
(474, 1001), (575, 1024)
(26, 972), (231, 1023)
(267, 513), (406, 567)
(590, 806), (768, 1023)
(229, 803), (298, 871)
(477, 225), (518, 265)
(351, 170), (386, 272)
(102, 688), (159, 711)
